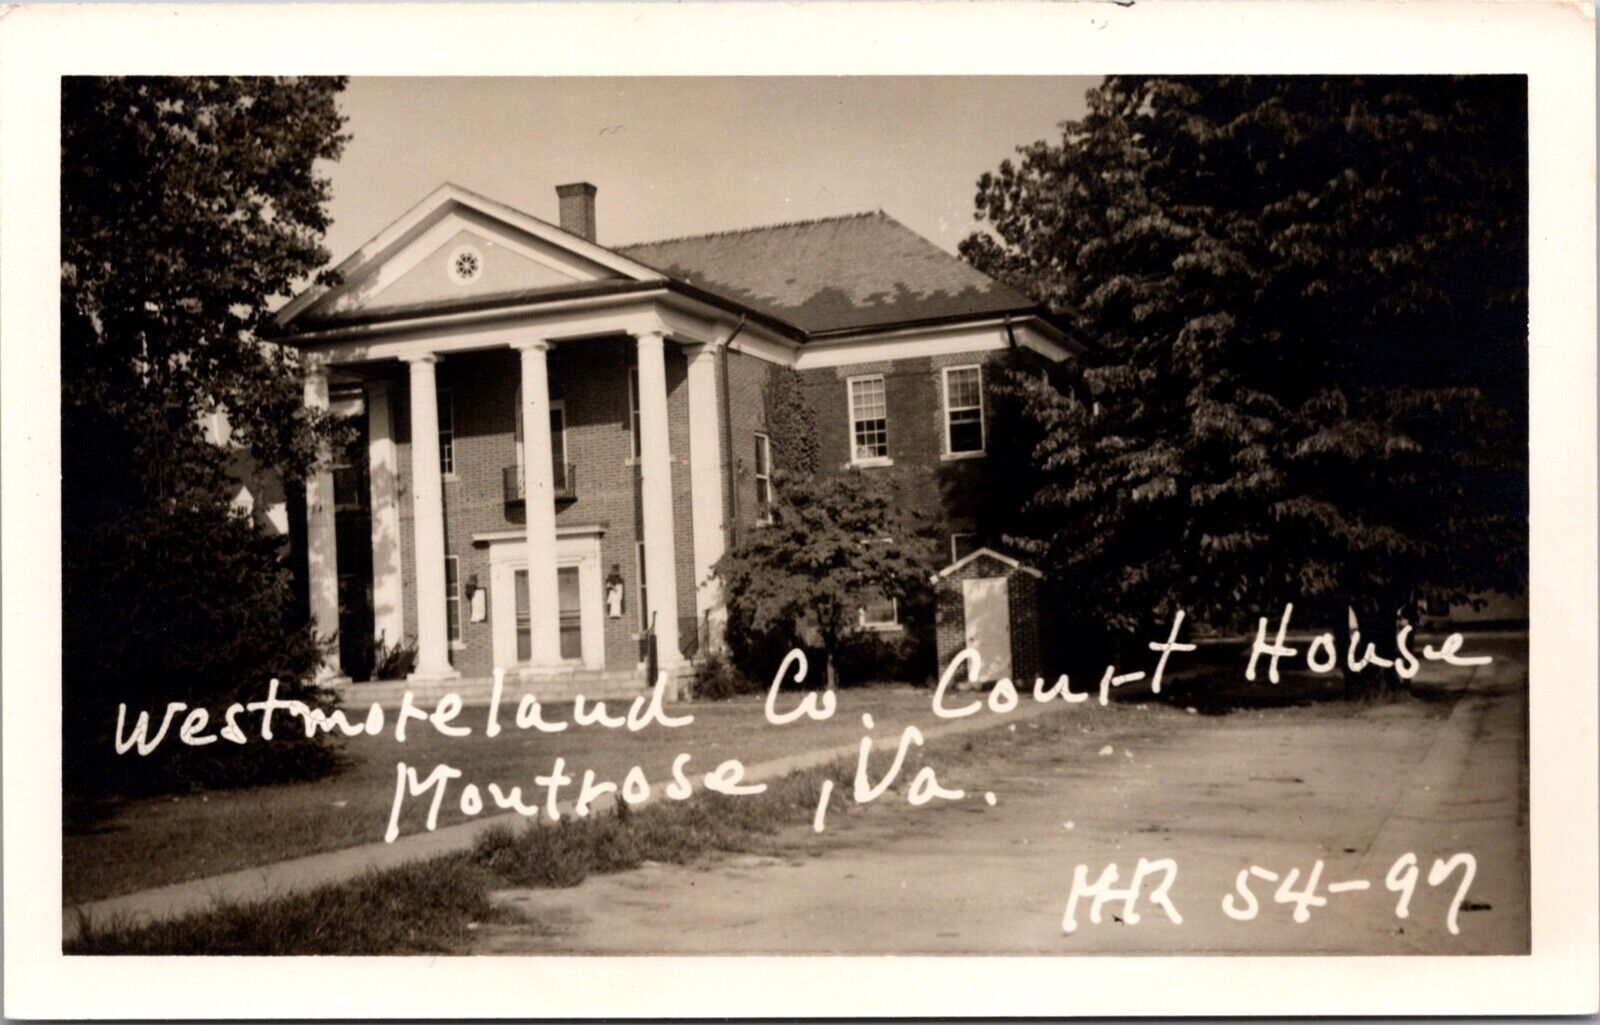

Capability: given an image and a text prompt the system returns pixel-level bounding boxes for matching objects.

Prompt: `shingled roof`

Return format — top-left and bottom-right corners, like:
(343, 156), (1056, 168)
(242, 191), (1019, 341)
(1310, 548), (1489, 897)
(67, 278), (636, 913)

(618, 211), (1039, 336)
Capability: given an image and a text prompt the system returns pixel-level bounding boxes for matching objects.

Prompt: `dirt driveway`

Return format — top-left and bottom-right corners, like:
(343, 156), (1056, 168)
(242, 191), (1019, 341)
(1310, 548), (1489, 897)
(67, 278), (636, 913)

(474, 633), (1528, 955)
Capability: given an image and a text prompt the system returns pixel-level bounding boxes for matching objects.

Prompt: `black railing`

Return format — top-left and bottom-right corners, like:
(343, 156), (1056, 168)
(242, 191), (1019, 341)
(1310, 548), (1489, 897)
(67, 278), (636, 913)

(503, 462), (576, 504)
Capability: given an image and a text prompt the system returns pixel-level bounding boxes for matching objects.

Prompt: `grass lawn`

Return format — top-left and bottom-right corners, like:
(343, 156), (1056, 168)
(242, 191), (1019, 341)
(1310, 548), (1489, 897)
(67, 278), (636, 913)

(66, 754), (892, 955)
(65, 686), (941, 905)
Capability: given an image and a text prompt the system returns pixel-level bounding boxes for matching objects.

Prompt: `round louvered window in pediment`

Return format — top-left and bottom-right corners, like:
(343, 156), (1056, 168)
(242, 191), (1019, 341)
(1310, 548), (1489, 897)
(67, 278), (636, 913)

(447, 244), (484, 285)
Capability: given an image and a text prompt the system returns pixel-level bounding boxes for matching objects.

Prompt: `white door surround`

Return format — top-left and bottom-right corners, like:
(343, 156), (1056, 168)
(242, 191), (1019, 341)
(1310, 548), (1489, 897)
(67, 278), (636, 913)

(487, 532), (605, 672)
(961, 576), (1012, 683)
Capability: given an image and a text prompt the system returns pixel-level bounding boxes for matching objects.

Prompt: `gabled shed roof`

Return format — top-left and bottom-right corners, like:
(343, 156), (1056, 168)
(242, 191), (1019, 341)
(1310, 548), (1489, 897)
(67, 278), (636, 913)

(933, 546), (1045, 581)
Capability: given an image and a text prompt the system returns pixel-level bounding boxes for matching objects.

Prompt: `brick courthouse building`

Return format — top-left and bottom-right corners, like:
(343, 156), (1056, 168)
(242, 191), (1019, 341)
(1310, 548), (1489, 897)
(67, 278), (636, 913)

(275, 183), (1079, 694)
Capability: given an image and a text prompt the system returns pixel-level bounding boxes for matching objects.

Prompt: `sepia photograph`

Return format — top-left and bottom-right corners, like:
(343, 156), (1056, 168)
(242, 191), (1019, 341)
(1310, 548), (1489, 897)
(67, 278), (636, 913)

(56, 71), (1533, 956)
(2, 2), (1595, 1018)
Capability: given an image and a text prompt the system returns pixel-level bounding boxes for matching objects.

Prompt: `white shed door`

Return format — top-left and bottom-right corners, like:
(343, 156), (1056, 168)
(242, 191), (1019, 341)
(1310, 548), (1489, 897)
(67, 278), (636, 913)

(961, 576), (1012, 682)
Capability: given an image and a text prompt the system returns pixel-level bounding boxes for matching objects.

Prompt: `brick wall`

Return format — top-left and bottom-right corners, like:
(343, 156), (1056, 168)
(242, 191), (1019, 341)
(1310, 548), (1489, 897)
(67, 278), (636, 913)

(933, 551), (1046, 684)
(663, 343), (699, 658)
(934, 581), (965, 684)
(381, 336), (699, 679)
(798, 348), (1024, 552)
(724, 346), (776, 543)
(360, 337), (1056, 680)
(1006, 570), (1044, 682)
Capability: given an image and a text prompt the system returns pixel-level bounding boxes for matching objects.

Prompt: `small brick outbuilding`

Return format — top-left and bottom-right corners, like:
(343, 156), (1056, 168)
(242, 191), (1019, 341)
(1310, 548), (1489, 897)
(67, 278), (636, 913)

(932, 547), (1047, 684)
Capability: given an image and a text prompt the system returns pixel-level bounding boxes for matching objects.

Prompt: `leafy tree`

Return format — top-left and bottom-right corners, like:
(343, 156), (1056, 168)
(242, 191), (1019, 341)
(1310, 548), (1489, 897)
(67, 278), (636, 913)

(62, 77), (349, 795)
(962, 76), (1526, 695)
(716, 470), (939, 689)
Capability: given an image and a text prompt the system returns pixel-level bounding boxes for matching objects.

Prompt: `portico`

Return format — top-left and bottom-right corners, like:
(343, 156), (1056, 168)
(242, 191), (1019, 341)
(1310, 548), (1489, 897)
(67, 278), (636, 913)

(299, 319), (729, 682)
(270, 182), (776, 683)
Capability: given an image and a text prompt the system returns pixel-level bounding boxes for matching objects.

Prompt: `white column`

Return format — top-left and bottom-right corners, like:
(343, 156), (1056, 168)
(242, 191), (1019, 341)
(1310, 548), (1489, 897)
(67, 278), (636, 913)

(404, 354), (457, 680)
(635, 330), (682, 667)
(303, 360), (343, 681)
(684, 339), (727, 651)
(515, 339), (563, 667)
(366, 379), (405, 654)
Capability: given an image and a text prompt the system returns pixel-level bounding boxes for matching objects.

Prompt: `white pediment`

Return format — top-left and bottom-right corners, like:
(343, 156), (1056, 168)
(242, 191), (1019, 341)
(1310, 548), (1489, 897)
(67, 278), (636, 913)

(278, 184), (665, 327)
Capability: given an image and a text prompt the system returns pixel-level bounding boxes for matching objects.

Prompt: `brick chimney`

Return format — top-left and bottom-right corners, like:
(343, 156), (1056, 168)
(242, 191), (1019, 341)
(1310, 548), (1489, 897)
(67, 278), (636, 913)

(555, 182), (597, 242)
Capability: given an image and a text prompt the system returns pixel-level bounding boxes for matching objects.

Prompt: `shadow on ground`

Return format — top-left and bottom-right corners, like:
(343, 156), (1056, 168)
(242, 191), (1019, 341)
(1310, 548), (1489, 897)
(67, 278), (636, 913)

(1099, 637), (1469, 716)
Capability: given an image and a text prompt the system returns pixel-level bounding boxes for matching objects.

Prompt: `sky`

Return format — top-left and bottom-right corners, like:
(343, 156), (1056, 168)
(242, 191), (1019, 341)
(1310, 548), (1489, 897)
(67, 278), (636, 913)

(320, 77), (1099, 263)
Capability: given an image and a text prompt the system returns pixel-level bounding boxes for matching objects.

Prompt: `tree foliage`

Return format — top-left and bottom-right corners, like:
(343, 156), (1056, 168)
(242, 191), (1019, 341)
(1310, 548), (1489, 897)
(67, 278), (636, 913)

(63, 76), (348, 478)
(62, 77), (350, 795)
(715, 470), (939, 688)
(962, 76), (1527, 690)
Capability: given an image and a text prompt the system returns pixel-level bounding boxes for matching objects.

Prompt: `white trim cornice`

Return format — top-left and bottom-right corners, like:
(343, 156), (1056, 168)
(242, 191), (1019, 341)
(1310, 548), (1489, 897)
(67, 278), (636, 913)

(472, 524), (608, 545)
(276, 182), (667, 329)
(286, 284), (1067, 375)
(792, 315), (1078, 370)
(793, 320), (1004, 370)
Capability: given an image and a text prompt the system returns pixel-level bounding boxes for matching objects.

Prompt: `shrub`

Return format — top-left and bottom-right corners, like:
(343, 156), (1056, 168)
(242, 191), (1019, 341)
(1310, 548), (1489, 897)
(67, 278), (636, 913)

(62, 475), (344, 798)
(833, 623), (937, 687)
(690, 651), (762, 701)
(370, 636), (419, 682)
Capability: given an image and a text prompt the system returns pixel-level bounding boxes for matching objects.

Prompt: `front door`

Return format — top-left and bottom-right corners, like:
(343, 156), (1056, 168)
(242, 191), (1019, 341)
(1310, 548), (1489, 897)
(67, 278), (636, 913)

(961, 576), (1012, 682)
(512, 566), (583, 663)
(490, 532), (605, 671)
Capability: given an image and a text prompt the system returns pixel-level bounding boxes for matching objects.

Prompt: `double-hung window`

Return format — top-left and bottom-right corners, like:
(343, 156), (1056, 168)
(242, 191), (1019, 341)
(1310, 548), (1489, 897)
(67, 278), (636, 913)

(549, 404), (568, 492)
(329, 397), (368, 514)
(444, 555), (462, 645)
(847, 374), (889, 464)
(627, 366), (642, 460)
(860, 594), (899, 630)
(942, 364), (985, 455)
(753, 432), (774, 523)
(437, 388), (456, 476)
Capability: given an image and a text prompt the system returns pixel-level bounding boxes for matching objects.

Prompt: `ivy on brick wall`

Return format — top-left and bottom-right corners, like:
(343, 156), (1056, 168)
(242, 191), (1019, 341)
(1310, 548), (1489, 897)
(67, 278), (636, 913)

(761, 365), (819, 478)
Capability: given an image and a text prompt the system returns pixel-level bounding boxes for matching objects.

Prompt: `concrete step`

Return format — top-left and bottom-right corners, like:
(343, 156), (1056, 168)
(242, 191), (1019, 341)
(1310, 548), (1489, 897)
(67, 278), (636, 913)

(331, 668), (654, 709)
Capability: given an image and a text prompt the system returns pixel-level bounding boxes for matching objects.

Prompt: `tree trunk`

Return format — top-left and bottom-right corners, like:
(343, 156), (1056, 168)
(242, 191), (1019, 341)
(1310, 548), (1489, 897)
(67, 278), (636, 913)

(818, 621), (839, 691)
(1334, 602), (1360, 700)
(1341, 597), (1404, 701)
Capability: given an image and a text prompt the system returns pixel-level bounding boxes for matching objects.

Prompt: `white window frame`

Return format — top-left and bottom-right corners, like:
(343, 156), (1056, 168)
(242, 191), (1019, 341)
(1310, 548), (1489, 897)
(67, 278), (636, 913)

(941, 364), (986, 458)
(753, 431), (774, 524)
(846, 374), (892, 467)
(950, 532), (977, 563)
(858, 595), (901, 631)
(437, 387), (456, 477)
(444, 554), (463, 646)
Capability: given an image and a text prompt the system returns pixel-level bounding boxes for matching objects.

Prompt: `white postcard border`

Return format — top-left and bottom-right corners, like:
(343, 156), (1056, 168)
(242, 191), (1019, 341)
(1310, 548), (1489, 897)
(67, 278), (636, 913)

(2, 2), (1594, 1017)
